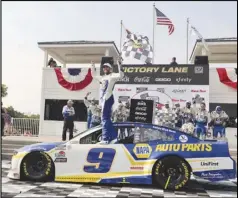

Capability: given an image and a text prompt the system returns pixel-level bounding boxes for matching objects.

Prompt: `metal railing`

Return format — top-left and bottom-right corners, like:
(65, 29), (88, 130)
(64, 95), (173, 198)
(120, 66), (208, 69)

(3, 118), (39, 136)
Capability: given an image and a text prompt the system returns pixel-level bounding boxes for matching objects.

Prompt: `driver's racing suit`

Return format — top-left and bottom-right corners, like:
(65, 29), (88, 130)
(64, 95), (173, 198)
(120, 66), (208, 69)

(91, 63), (124, 142)
(209, 110), (228, 138)
(84, 97), (101, 128)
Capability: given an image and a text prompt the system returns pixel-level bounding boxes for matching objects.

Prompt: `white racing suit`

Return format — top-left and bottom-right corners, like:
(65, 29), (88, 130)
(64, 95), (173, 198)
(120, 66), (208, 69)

(84, 98), (101, 128)
(91, 64), (124, 142)
(194, 109), (209, 139)
(210, 111), (228, 138)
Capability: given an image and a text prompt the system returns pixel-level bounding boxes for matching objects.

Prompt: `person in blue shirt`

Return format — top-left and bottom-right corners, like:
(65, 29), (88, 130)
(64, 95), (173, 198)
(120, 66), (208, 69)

(62, 100), (75, 141)
(194, 102), (209, 140)
(209, 106), (229, 139)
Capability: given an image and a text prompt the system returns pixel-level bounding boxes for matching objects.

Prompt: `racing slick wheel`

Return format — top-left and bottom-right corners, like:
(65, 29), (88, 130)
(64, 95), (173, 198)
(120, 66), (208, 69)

(152, 156), (191, 190)
(21, 151), (54, 181)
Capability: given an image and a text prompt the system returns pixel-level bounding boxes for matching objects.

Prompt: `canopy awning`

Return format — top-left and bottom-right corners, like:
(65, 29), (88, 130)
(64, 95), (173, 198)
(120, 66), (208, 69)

(38, 40), (120, 64)
(190, 37), (237, 64)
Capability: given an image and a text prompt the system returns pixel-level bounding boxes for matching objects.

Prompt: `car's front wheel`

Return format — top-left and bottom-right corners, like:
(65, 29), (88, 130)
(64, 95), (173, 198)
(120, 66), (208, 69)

(21, 151), (54, 181)
(153, 156), (191, 190)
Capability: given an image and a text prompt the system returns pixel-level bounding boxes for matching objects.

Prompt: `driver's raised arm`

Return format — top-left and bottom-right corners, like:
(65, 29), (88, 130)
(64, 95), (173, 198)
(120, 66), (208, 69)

(91, 61), (102, 82)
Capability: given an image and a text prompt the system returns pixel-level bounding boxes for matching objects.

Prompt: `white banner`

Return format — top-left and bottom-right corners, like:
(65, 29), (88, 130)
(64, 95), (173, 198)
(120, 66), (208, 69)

(113, 84), (209, 111)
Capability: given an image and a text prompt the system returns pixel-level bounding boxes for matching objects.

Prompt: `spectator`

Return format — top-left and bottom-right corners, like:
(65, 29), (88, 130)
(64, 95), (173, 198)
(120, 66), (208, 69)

(1, 102), (6, 137)
(170, 57), (178, 66)
(62, 100), (75, 141)
(48, 58), (57, 68)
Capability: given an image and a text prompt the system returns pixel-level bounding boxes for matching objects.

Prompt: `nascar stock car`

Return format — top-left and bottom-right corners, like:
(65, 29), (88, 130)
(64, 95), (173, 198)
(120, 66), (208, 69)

(8, 122), (236, 190)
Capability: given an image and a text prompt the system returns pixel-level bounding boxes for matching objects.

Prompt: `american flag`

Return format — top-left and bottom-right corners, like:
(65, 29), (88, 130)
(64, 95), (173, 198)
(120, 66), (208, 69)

(155, 7), (174, 35)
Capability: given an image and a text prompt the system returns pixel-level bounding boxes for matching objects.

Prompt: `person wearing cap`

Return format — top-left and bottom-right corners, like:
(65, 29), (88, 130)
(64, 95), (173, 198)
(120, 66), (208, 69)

(62, 100), (75, 141)
(209, 106), (229, 139)
(181, 101), (196, 125)
(91, 57), (124, 144)
(194, 102), (209, 140)
(84, 92), (101, 128)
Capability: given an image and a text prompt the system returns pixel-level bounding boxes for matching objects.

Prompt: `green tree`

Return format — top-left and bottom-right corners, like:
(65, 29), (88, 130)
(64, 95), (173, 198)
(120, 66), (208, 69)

(1, 84), (8, 97)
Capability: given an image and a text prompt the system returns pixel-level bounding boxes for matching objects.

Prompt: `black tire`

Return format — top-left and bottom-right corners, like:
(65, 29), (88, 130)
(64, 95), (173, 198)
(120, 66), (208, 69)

(21, 151), (54, 181)
(153, 156), (191, 190)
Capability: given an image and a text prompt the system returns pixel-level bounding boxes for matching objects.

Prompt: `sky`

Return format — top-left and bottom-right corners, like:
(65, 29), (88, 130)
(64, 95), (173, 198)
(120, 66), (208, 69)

(2, 1), (237, 114)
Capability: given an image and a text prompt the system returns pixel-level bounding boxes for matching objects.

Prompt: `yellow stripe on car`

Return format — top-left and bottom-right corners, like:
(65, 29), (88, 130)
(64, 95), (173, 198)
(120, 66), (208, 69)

(55, 171), (151, 183)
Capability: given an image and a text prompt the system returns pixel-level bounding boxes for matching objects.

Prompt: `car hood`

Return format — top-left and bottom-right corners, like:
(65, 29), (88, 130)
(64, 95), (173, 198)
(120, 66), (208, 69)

(16, 142), (64, 153)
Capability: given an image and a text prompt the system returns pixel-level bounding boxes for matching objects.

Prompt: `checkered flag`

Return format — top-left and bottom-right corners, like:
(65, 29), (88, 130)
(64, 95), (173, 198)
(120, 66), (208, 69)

(122, 29), (153, 64)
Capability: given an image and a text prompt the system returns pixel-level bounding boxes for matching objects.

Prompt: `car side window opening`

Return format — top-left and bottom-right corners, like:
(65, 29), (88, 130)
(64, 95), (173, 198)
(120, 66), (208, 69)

(79, 128), (102, 144)
(133, 127), (175, 143)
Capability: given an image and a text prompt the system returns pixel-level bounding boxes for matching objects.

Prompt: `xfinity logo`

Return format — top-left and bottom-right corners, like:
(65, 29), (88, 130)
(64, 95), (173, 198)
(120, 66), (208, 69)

(172, 89), (186, 94)
(155, 78), (171, 82)
(201, 162), (219, 166)
(176, 77), (192, 83)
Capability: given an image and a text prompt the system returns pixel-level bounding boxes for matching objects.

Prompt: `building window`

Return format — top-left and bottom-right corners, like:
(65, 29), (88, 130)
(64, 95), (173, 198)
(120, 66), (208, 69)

(44, 99), (87, 122)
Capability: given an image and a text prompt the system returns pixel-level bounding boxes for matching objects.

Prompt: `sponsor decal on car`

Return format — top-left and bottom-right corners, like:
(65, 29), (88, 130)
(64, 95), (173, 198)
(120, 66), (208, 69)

(133, 144), (152, 159)
(130, 166), (144, 170)
(201, 172), (223, 179)
(179, 135), (188, 143)
(55, 145), (66, 150)
(201, 162), (219, 166)
(55, 151), (66, 158)
(155, 144), (212, 152)
(54, 158), (67, 163)
(117, 88), (131, 91)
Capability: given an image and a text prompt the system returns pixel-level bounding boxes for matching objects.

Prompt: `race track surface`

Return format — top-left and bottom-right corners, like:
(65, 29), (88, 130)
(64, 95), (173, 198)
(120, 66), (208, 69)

(2, 160), (237, 198)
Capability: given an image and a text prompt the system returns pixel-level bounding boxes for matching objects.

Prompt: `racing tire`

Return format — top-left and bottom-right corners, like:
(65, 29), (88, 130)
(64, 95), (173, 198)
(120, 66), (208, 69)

(152, 156), (191, 190)
(21, 151), (54, 181)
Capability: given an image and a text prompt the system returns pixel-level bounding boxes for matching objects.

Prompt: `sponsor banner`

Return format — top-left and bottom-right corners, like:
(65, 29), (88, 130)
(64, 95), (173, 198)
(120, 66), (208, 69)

(113, 85), (209, 111)
(116, 65), (209, 85)
(129, 99), (154, 124)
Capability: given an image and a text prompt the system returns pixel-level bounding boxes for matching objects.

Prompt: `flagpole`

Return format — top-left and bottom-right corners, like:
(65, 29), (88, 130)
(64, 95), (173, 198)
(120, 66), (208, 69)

(120, 20), (123, 54)
(186, 18), (189, 64)
(152, 2), (155, 64)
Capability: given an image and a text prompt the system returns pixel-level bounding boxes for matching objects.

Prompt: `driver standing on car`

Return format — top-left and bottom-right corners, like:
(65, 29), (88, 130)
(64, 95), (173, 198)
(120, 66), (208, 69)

(194, 102), (209, 140)
(62, 100), (75, 141)
(84, 92), (101, 128)
(209, 106), (229, 139)
(91, 57), (124, 144)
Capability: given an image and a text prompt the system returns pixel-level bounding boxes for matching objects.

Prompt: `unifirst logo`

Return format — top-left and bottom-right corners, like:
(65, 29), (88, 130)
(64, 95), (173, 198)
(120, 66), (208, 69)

(155, 144), (212, 152)
(133, 144), (152, 159)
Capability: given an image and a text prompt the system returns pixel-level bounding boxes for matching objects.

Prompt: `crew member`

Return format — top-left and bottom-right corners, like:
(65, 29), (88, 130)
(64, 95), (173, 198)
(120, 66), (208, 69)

(91, 57), (124, 144)
(209, 106), (229, 139)
(124, 100), (130, 121)
(84, 92), (101, 128)
(182, 101), (195, 125)
(113, 103), (127, 122)
(174, 103), (183, 128)
(62, 100), (75, 141)
(194, 102), (209, 139)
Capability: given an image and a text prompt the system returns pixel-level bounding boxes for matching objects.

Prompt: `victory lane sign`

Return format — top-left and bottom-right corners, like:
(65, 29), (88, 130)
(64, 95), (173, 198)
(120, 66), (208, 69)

(116, 64), (209, 85)
(129, 99), (154, 124)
